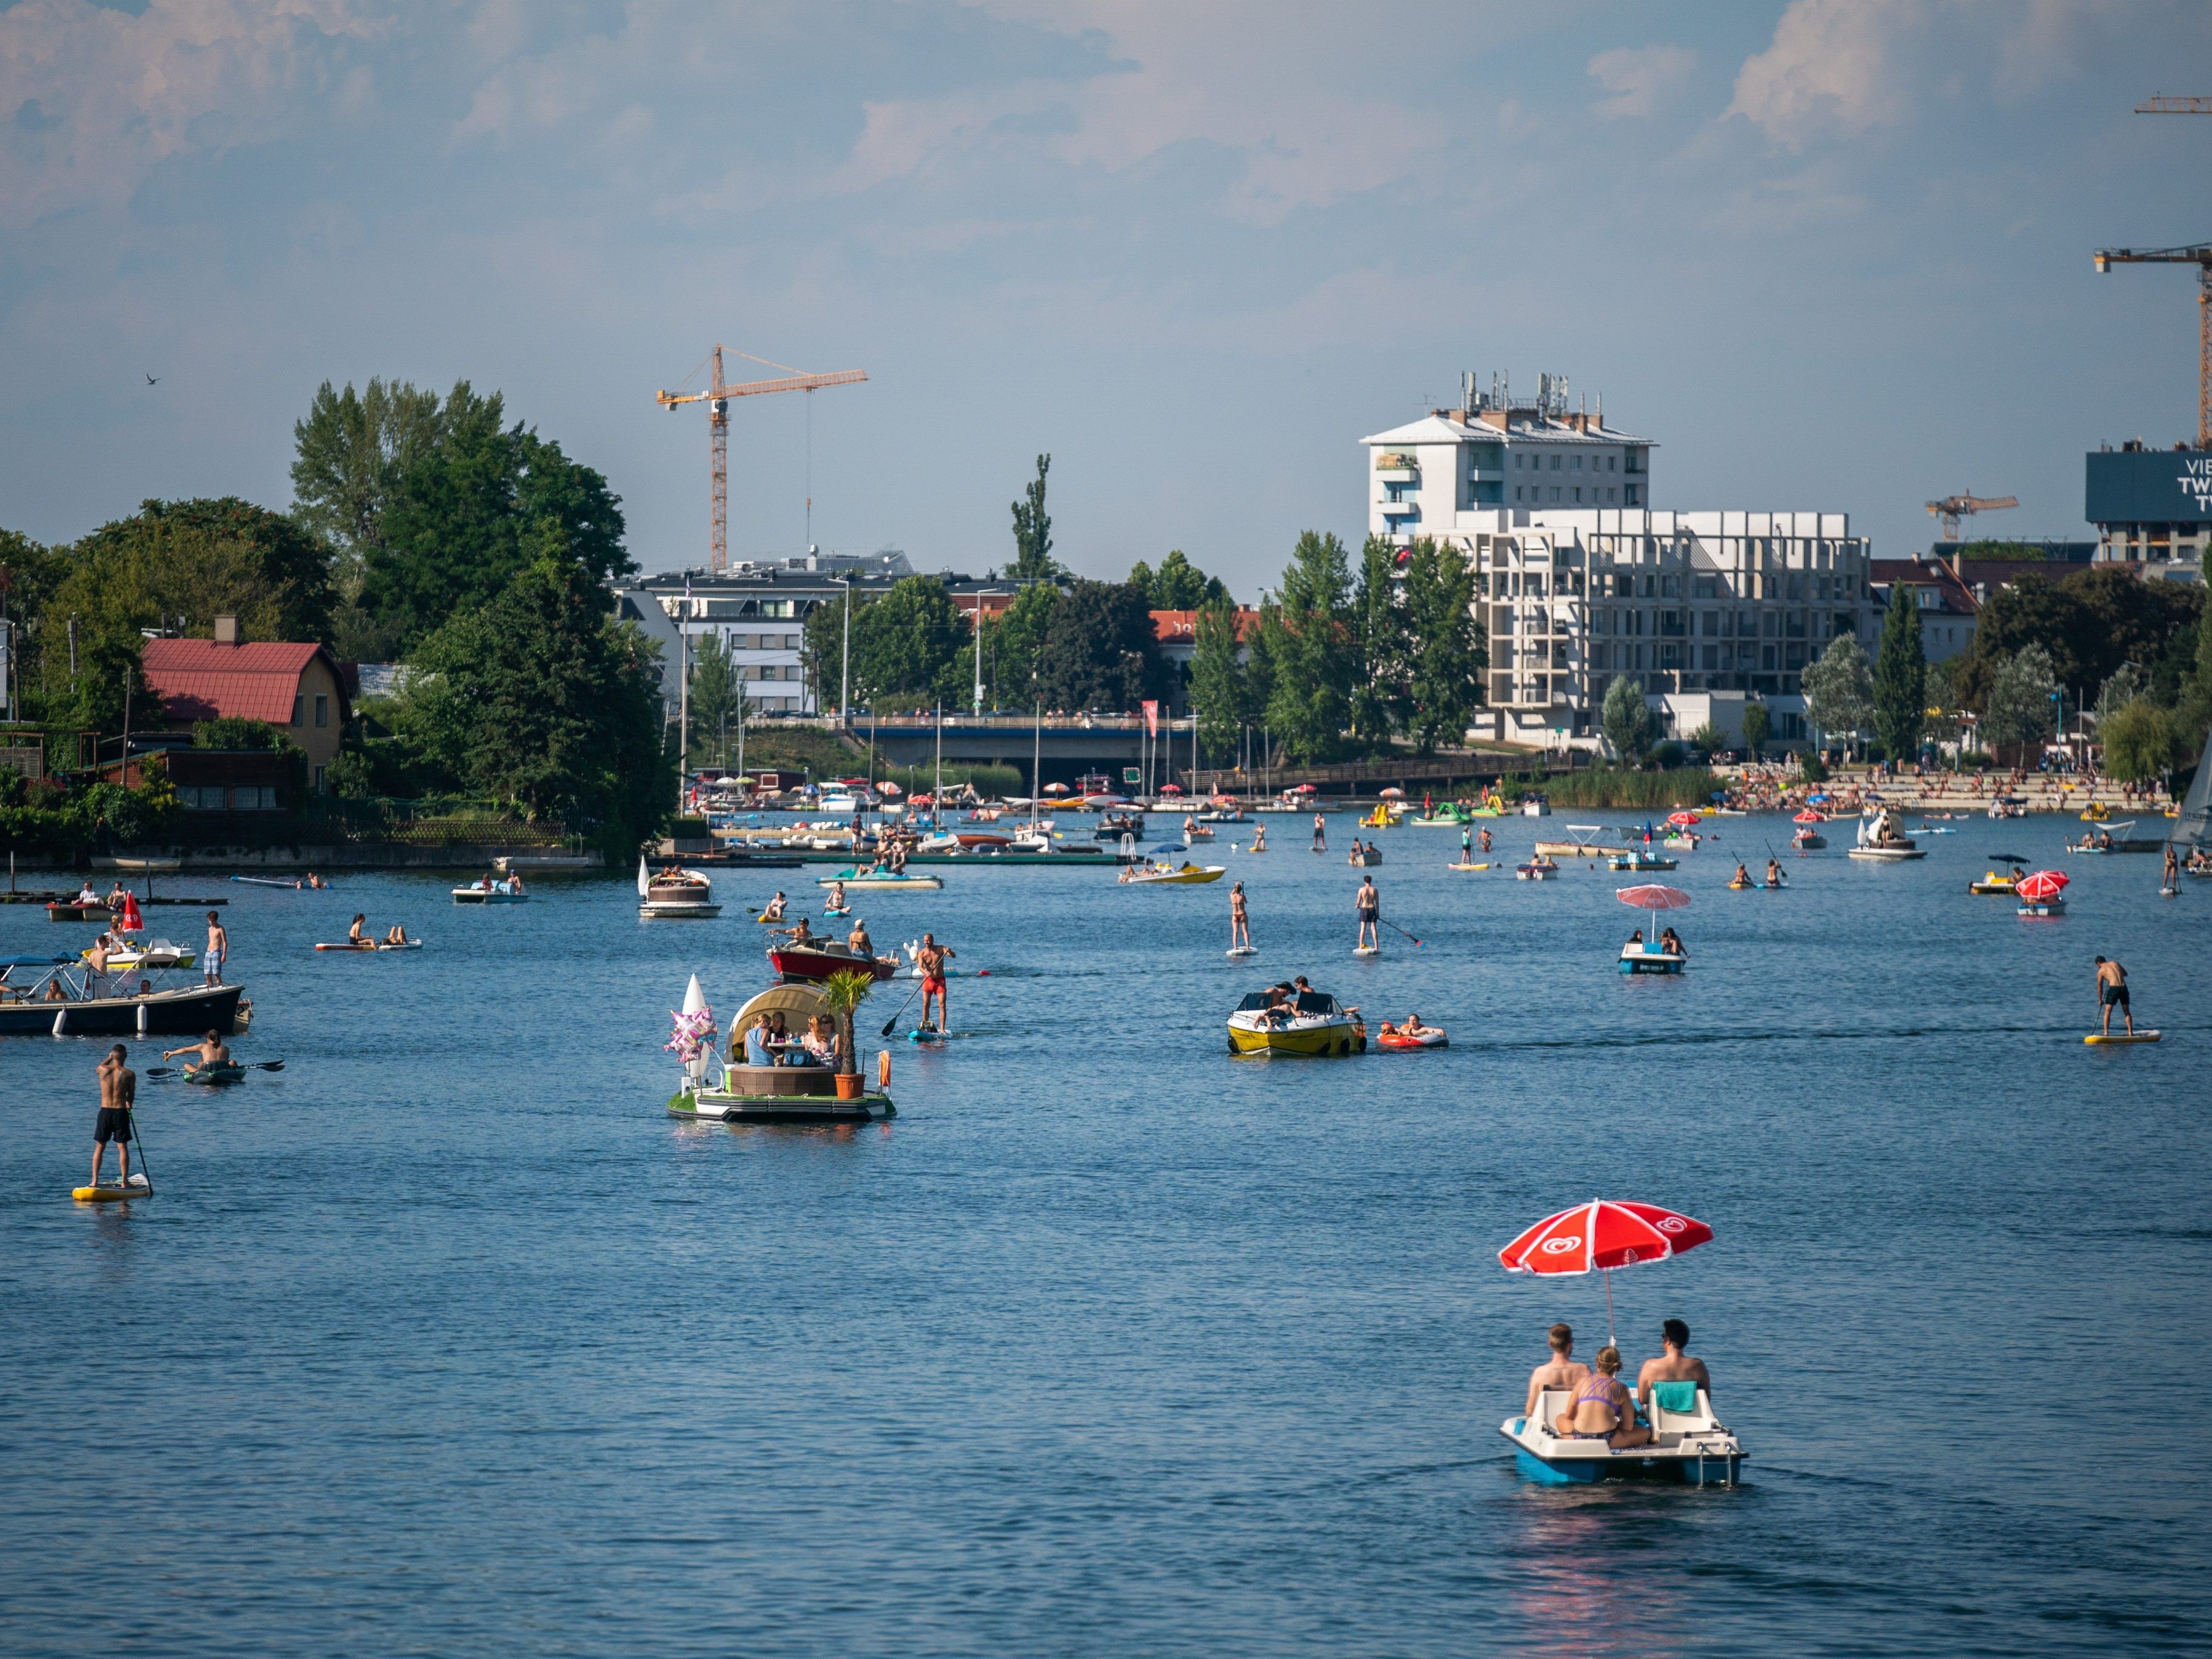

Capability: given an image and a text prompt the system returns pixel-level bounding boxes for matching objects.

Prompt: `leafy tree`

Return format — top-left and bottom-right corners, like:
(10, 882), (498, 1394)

(1954, 566), (2201, 714)
(1401, 537), (1483, 754)
(1034, 581), (1163, 712)
(1873, 581), (1927, 763)
(1688, 720), (1728, 755)
(2181, 546), (2212, 746)
(948, 581), (1062, 710)
(1740, 699), (1771, 759)
(190, 718), (295, 751)
(1188, 599), (1249, 763)
(56, 497), (335, 647)
(1982, 644), (2059, 749)
(803, 588), (861, 714)
(1801, 632), (1874, 749)
(1258, 531), (1354, 763)
(1602, 674), (1655, 764)
(400, 550), (669, 851)
(685, 633), (750, 763)
(852, 576), (966, 707)
(2099, 698), (2180, 784)
(1008, 453), (1066, 582)
(1130, 549), (1229, 610)
(2094, 663), (2146, 724)
(1348, 535), (1408, 746)
(290, 378), (444, 584)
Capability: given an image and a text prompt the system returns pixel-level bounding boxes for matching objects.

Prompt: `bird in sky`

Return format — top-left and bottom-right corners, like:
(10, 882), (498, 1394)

(145, 373), (158, 386)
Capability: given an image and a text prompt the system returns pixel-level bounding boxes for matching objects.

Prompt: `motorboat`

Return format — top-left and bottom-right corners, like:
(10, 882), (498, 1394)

(1619, 940), (1688, 975)
(815, 867), (944, 890)
(666, 983), (895, 1123)
(1094, 812), (1146, 842)
(638, 856), (721, 918)
(1846, 807), (1923, 861)
(1988, 796), (2027, 819)
(767, 935), (901, 983)
(1610, 853), (1678, 872)
(0, 954), (247, 1036)
(1119, 860), (1226, 885)
(79, 938), (197, 972)
(1500, 1383), (1743, 1486)
(1662, 833), (1700, 850)
(1226, 988), (1365, 1056)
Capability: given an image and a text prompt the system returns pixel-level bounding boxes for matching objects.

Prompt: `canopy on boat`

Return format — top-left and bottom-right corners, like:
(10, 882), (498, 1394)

(2017, 869), (2070, 901)
(0, 953), (73, 968)
(1793, 809), (1826, 824)
(1666, 811), (1702, 827)
(1378, 787), (1406, 799)
(879, 781), (904, 796)
(1158, 783), (1183, 795)
(1616, 884), (1691, 912)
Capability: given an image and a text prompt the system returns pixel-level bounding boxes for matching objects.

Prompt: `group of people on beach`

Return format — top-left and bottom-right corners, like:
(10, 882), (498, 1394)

(1527, 1320), (1712, 1448)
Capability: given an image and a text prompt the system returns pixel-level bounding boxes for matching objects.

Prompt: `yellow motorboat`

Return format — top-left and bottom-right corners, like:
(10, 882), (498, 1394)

(1119, 860), (1226, 885)
(1968, 870), (2022, 895)
(1226, 988), (1366, 1056)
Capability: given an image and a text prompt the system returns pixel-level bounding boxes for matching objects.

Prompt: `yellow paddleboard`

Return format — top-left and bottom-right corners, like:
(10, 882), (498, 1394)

(2084, 1031), (2160, 1044)
(73, 1180), (152, 1202)
(1446, 862), (1491, 871)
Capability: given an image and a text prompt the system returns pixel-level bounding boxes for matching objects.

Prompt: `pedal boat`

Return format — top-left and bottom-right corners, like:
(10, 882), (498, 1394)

(1969, 871), (2022, 895)
(1619, 941), (1688, 975)
(1610, 853), (1678, 872)
(1515, 856), (1560, 880)
(1502, 1384), (1743, 1486)
(815, 868), (944, 890)
(1227, 990), (1365, 1056)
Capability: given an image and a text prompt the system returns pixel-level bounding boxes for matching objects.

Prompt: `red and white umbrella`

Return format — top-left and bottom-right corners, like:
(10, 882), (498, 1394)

(1792, 809), (1826, 824)
(878, 781), (904, 796)
(1616, 884), (1691, 914)
(1500, 1198), (1714, 1348)
(2017, 869), (2069, 902)
(1379, 787), (1406, 799)
(1666, 810), (1702, 827)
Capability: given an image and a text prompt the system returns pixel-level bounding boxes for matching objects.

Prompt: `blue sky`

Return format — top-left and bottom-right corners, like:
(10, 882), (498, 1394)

(3, 1), (2210, 598)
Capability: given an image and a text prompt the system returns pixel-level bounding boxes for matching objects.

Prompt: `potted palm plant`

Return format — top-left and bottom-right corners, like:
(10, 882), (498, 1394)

(817, 970), (875, 1100)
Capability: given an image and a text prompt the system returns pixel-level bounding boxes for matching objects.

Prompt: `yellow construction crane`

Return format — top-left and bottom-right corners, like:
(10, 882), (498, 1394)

(1925, 493), (2018, 541)
(656, 345), (866, 572)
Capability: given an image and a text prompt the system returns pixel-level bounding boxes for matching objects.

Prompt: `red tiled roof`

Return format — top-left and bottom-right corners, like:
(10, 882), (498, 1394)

(141, 639), (331, 725)
(1151, 608), (1261, 644)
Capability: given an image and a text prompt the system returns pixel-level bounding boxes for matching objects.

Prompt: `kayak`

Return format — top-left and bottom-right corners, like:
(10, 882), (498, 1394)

(314, 940), (424, 951)
(73, 1177), (152, 1202)
(183, 1062), (246, 1086)
(1377, 1029), (1447, 1049)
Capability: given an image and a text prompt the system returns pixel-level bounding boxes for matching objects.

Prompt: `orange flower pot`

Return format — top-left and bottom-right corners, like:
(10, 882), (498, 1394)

(835, 1072), (864, 1101)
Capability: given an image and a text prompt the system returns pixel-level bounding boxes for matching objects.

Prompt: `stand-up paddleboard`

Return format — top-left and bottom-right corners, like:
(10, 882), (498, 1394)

(2085, 1031), (2161, 1044)
(314, 940), (424, 951)
(2160, 886), (2180, 898)
(908, 1027), (948, 1045)
(1446, 862), (1491, 872)
(73, 1175), (152, 1203)
(1352, 945), (1381, 957)
(1227, 945), (1258, 958)
(230, 875), (305, 889)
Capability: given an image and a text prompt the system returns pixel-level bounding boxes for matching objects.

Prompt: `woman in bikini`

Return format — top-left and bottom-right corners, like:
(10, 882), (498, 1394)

(1549, 1346), (1651, 1447)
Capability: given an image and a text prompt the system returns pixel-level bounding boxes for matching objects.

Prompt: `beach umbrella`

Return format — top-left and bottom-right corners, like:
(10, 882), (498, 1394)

(2017, 870), (2069, 901)
(1159, 783), (1184, 795)
(1792, 809), (1825, 824)
(1379, 787), (1406, 799)
(1044, 783), (1070, 795)
(1807, 792), (1831, 804)
(879, 781), (904, 796)
(1499, 1198), (1714, 1349)
(1666, 810), (1702, 827)
(1616, 884), (1689, 952)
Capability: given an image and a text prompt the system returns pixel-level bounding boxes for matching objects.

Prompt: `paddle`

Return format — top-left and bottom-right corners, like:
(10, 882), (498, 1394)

(879, 978), (924, 1038)
(128, 1108), (155, 1189)
(1382, 919), (1424, 947)
(145, 1060), (286, 1079)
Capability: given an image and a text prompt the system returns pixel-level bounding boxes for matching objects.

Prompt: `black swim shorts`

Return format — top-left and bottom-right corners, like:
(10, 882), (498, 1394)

(94, 1106), (133, 1144)
(2102, 984), (2129, 1007)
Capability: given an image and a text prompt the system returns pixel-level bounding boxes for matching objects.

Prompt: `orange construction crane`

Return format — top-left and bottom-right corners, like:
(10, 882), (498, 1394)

(2136, 96), (2212, 114)
(2093, 244), (2212, 450)
(656, 345), (866, 572)
(1925, 492), (2018, 541)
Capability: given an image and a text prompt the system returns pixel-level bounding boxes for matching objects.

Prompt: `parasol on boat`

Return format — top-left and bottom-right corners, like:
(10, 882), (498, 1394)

(1499, 1198), (1714, 1349)
(1792, 809), (1825, 824)
(1378, 787), (1406, 799)
(1158, 783), (1183, 795)
(879, 781), (903, 796)
(2017, 869), (2069, 902)
(1666, 810), (1702, 827)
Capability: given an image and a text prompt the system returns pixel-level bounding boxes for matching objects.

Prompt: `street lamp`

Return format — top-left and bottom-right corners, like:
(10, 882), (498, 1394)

(837, 572), (853, 730)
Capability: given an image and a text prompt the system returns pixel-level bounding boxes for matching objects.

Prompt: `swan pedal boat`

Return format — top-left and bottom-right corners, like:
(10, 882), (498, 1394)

(1502, 1384), (1743, 1486)
(1227, 990), (1365, 1056)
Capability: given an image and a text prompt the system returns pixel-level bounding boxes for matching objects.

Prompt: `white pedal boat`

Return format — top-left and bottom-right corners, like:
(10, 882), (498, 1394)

(1502, 1383), (1744, 1486)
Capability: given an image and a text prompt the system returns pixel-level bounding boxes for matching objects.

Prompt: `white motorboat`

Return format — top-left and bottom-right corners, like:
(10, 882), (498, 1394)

(1500, 1383), (1743, 1486)
(1846, 807), (1924, 861)
(637, 855), (721, 918)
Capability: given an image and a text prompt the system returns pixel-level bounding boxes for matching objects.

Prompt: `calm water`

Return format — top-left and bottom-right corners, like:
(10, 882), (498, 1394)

(2, 814), (2206, 1656)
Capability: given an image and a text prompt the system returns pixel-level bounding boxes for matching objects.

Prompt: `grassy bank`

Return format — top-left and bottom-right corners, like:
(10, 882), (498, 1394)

(1499, 767), (1723, 810)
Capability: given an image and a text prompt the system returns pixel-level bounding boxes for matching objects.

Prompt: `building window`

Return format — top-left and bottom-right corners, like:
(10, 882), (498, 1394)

(1551, 455), (1562, 470)
(313, 764), (327, 792)
(292, 696), (303, 726)
(1551, 487), (1561, 502)
(1573, 487), (1582, 503)
(313, 693), (329, 728)
(1514, 486), (1523, 501)
(1626, 485), (1641, 506)
(1572, 456), (1582, 471)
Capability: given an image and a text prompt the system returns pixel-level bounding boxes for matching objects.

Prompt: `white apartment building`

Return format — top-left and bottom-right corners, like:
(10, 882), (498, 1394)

(1363, 379), (1876, 750)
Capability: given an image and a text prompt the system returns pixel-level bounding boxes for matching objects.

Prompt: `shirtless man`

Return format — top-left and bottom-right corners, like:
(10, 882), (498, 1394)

(824, 882), (846, 913)
(1311, 812), (1326, 853)
(2094, 955), (2134, 1036)
(85, 935), (112, 996)
(90, 1044), (138, 1190)
(1636, 1318), (1713, 1418)
(1229, 881), (1252, 952)
(1524, 1323), (1591, 1419)
(162, 1029), (232, 1070)
(761, 892), (788, 922)
(1354, 875), (1380, 950)
(1479, 827), (1493, 855)
(847, 918), (875, 960)
(204, 910), (229, 986)
(917, 932), (954, 1032)
(348, 913), (369, 944)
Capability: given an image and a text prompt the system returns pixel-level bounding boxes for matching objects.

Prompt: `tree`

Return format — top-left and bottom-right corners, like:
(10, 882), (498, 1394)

(401, 549), (669, 851)
(2181, 546), (2212, 746)
(2099, 698), (2180, 784)
(1800, 632), (1874, 750)
(1348, 535), (1408, 746)
(958, 581), (1061, 709)
(1188, 599), (1249, 763)
(1130, 549), (1229, 610)
(1954, 565), (2201, 715)
(850, 576), (966, 707)
(686, 633), (749, 763)
(817, 969), (876, 1080)
(1874, 581), (1927, 762)
(1258, 531), (1354, 762)
(59, 496), (335, 646)
(1688, 721), (1727, 756)
(1034, 581), (1163, 712)
(290, 378), (444, 582)
(1982, 644), (2059, 749)
(1008, 454), (1065, 582)
(1741, 699), (1771, 759)
(1401, 538), (1483, 754)
(1602, 675), (1655, 764)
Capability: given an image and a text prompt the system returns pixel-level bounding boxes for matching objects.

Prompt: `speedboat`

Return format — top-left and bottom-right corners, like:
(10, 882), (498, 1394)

(1226, 988), (1365, 1056)
(1501, 1383), (1743, 1486)
(767, 936), (900, 983)
(638, 856), (721, 918)
(0, 955), (247, 1036)
(1119, 860), (1226, 885)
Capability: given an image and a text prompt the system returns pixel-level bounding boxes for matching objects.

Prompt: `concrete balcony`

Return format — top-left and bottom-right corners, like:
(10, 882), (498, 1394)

(1375, 467), (1418, 484)
(1379, 499), (1422, 519)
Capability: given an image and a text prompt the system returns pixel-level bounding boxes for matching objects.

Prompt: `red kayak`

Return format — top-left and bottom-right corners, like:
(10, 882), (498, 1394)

(1377, 1029), (1448, 1050)
(767, 943), (900, 984)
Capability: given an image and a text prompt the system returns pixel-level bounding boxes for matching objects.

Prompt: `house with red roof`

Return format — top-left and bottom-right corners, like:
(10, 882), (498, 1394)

(141, 621), (350, 800)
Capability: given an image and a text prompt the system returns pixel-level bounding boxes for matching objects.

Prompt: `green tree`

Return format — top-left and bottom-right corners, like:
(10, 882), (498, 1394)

(1034, 581), (1164, 712)
(803, 589), (860, 715)
(1348, 535), (1408, 746)
(1982, 644), (2059, 749)
(1602, 675), (1656, 764)
(401, 549), (669, 851)
(1258, 531), (1354, 762)
(1008, 453), (1066, 582)
(1741, 699), (1771, 759)
(1688, 720), (1727, 755)
(290, 377), (444, 583)
(58, 496), (335, 646)
(1873, 581), (1927, 762)
(686, 633), (750, 763)
(1130, 549), (1229, 610)
(1401, 537), (1483, 755)
(1188, 599), (1249, 763)
(1800, 632), (1874, 750)
(949, 581), (1063, 710)
(2099, 698), (2180, 784)
(2181, 546), (2212, 746)
(850, 576), (966, 707)
(1954, 566), (2200, 715)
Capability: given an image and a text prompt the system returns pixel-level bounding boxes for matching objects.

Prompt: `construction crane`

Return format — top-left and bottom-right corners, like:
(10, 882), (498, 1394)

(2093, 244), (2212, 449)
(1925, 492), (2019, 541)
(2137, 96), (2212, 114)
(655, 345), (866, 572)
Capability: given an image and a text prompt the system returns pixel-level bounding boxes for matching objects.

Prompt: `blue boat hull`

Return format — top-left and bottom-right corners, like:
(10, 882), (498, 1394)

(1514, 1447), (1744, 1486)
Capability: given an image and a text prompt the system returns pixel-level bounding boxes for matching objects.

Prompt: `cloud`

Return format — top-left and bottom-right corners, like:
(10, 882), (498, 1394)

(1726, 0), (1922, 149)
(1586, 44), (1697, 119)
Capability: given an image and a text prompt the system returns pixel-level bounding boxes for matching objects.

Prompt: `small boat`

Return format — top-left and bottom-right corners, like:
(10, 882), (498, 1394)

(1791, 832), (1826, 850)
(638, 855), (721, 918)
(230, 875), (314, 889)
(1501, 1383), (1743, 1486)
(1119, 861), (1226, 886)
(1226, 988), (1365, 1056)
(767, 938), (901, 983)
(815, 868), (944, 890)
(45, 903), (113, 923)
(95, 856), (181, 873)
(1376, 1026), (1447, 1049)
(1969, 872), (2022, 895)
(666, 983), (895, 1123)
(1358, 806), (1402, 830)
(1538, 827), (1626, 858)
(1610, 854), (1678, 872)
(2080, 802), (2114, 821)
(1619, 941), (1687, 975)
(1846, 807), (1923, 861)
(81, 939), (198, 972)
(1520, 794), (1551, 818)
(0, 958), (246, 1036)
(452, 880), (529, 903)
(1662, 834), (1699, 851)
(182, 1061), (247, 1086)
(1348, 846), (1384, 866)
(1515, 858), (1559, 881)
(1410, 807), (1470, 826)
(2017, 898), (2067, 917)
(315, 940), (424, 951)
(1094, 813), (1146, 842)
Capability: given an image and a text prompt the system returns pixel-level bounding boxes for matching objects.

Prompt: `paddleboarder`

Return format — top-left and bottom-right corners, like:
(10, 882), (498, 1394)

(1311, 812), (1326, 853)
(917, 933), (954, 1032)
(89, 1044), (137, 1192)
(1355, 875), (1380, 952)
(1250, 823), (1267, 853)
(2094, 955), (2134, 1037)
(204, 910), (228, 986)
(1229, 881), (1252, 953)
(1461, 824), (1473, 862)
(2164, 844), (2179, 892)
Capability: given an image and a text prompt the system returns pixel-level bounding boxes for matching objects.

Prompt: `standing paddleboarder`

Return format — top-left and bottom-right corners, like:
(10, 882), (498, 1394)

(1229, 881), (1252, 953)
(1311, 812), (1326, 853)
(1355, 875), (1381, 952)
(2094, 955), (2134, 1038)
(917, 933), (955, 1033)
(89, 1044), (138, 1191)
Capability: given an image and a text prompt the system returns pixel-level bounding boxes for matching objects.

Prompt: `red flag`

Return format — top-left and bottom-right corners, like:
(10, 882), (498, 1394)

(1142, 699), (1159, 736)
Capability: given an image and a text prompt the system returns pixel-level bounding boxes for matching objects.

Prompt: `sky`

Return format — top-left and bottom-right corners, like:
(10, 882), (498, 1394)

(3, 0), (2210, 599)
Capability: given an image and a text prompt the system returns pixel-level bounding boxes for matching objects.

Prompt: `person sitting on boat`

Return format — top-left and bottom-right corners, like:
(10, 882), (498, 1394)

(781, 916), (816, 945)
(106, 881), (131, 912)
(349, 913), (369, 943)
(1659, 926), (1686, 958)
(1636, 1318), (1712, 1418)
(1549, 1346), (1651, 1447)
(800, 1015), (838, 1068)
(763, 1010), (797, 1064)
(847, 918), (875, 960)
(743, 1017), (775, 1067)
(504, 873), (526, 896)
(2096, 827), (2114, 851)
(1525, 1323), (1591, 1419)
(1260, 983), (1298, 1026)
(1625, 927), (1644, 949)
(762, 892), (788, 921)
(75, 880), (100, 906)
(1733, 861), (1751, 886)
(478, 873), (496, 892)
(384, 923), (409, 946)
(306, 872), (327, 889)
(163, 1029), (232, 1071)
(824, 881), (846, 912)
(44, 974), (71, 1003)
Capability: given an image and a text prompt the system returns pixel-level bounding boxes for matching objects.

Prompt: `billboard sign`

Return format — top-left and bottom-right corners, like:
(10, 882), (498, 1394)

(2085, 449), (2212, 524)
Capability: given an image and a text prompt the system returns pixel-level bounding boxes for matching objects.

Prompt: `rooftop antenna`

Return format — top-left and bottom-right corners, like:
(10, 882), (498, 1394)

(1597, 389), (1603, 428)
(1461, 371), (1477, 418)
